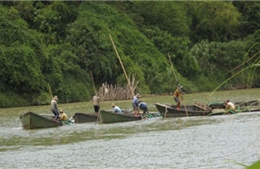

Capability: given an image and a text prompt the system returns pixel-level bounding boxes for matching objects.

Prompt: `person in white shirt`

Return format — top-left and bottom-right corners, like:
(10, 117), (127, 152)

(111, 103), (123, 114)
(92, 93), (100, 113)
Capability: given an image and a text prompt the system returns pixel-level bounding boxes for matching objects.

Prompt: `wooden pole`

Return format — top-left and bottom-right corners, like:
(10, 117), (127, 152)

(164, 106), (168, 118)
(109, 34), (134, 96)
(168, 53), (178, 82)
(97, 110), (100, 122)
(228, 51), (259, 73)
(90, 71), (97, 95)
(48, 83), (53, 98)
(182, 96), (189, 117)
(168, 53), (188, 117)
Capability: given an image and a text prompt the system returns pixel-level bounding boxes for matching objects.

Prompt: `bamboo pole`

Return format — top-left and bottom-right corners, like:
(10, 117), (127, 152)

(182, 96), (189, 117)
(168, 52), (178, 82)
(109, 34), (134, 96)
(168, 53), (188, 117)
(164, 106), (168, 118)
(48, 83), (53, 98)
(228, 51), (260, 73)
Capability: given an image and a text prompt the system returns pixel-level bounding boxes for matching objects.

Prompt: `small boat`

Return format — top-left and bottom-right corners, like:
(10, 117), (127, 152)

(208, 99), (260, 109)
(99, 110), (143, 123)
(154, 103), (211, 118)
(208, 107), (260, 116)
(207, 99), (260, 116)
(209, 100), (260, 116)
(20, 112), (62, 129)
(72, 113), (98, 123)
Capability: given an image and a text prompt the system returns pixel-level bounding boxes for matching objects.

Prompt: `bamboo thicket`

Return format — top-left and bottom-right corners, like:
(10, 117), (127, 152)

(98, 76), (138, 101)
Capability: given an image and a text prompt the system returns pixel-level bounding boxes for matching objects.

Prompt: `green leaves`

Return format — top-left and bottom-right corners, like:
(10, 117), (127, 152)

(187, 1), (241, 42)
(1, 43), (43, 96)
(0, 1), (259, 107)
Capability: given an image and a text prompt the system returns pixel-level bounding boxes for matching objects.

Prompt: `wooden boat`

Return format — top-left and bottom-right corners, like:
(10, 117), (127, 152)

(208, 107), (260, 116)
(99, 110), (143, 123)
(207, 99), (260, 116)
(72, 113), (98, 123)
(20, 112), (62, 129)
(154, 103), (211, 118)
(207, 99), (260, 109)
(208, 100), (260, 116)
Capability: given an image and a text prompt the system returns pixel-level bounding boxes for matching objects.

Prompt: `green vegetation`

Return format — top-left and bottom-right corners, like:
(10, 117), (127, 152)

(232, 160), (260, 169)
(0, 1), (259, 107)
(247, 160), (260, 169)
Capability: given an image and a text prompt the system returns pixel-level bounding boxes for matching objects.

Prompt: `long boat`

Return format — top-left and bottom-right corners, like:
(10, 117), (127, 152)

(99, 110), (143, 123)
(154, 103), (211, 118)
(20, 112), (62, 129)
(72, 113), (98, 123)
(207, 99), (260, 116)
(207, 99), (260, 109)
(208, 107), (260, 116)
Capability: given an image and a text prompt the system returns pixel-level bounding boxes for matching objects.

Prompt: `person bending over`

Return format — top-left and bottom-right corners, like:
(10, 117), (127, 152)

(59, 109), (68, 121)
(111, 103), (123, 114)
(138, 101), (149, 114)
(224, 100), (236, 114)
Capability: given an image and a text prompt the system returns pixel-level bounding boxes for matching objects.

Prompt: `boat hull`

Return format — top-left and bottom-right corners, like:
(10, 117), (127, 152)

(20, 112), (61, 129)
(99, 110), (142, 123)
(72, 113), (98, 123)
(154, 103), (211, 118)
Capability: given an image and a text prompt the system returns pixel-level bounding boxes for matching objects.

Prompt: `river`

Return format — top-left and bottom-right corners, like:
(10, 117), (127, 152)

(0, 89), (259, 169)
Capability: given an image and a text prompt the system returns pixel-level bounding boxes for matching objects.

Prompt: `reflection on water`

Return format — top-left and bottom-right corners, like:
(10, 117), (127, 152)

(0, 89), (259, 169)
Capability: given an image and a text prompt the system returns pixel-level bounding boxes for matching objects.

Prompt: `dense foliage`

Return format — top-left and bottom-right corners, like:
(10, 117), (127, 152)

(0, 1), (259, 107)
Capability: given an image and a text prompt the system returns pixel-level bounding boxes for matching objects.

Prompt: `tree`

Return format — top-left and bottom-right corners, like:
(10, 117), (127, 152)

(233, 1), (260, 38)
(187, 1), (241, 42)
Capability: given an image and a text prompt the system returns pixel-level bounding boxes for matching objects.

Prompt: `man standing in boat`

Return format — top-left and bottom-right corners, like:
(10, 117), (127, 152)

(92, 93), (100, 114)
(132, 93), (140, 115)
(173, 85), (183, 110)
(50, 95), (59, 120)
